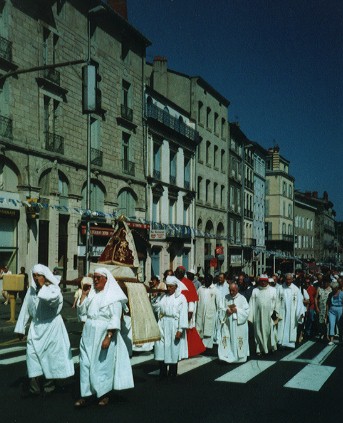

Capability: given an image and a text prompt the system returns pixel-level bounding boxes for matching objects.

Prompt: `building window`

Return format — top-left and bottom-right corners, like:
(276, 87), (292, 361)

(151, 248), (160, 278)
(197, 176), (202, 200)
(213, 182), (218, 205)
(206, 107), (211, 129)
(213, 145), (218, 168)
(81, 181), (105, 212)
(118, 189), (136, 218)
(153, 142), (161, 179)
(214, 112), (218, 134)
(152, 196), (159, 222)
(206, 141), (211, 165)
(205, 179), (210, 203)
(221, 118), (226, 138)
(169, 199), (175, 223)
(170, 150), (177, 185)
(122, 132), (134, 175)
(183, 202), (190, 225)
(198, 101), (203, 124)
(221, 149), (225, 172)
(121, 80), (132, 121)
(184, 157), (191, 189)
(221, 185), (225, 208)
(282, 181), (287, 196)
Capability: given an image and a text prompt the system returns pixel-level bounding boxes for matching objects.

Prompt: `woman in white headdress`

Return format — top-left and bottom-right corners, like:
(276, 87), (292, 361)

(75, 267), (134, 407)
(153, 275), (188, 378)
(14, 264), (74, 396)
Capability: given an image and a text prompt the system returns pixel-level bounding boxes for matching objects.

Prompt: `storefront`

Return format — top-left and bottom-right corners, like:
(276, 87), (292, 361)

(0, 207), (19, 273)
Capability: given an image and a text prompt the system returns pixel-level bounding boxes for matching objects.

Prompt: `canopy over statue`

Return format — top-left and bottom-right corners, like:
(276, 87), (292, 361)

(90, 219), (160, 345)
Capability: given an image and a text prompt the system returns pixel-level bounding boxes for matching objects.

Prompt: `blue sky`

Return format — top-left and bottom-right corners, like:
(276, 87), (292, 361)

(128, 0), (343, 219)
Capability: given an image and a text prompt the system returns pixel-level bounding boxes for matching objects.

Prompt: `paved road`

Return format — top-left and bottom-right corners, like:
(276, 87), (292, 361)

(0, 327), (342, 423)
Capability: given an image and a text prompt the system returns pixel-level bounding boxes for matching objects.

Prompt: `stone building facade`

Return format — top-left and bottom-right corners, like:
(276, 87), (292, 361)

(0, 0), (149, 278)
(145, 58), (230, 275)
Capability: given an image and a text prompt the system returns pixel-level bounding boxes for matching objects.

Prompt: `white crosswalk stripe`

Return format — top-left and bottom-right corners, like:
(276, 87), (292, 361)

(0, 342), (338, 392)
(215, 360), (276, 383)
(284, 364), (335, 391)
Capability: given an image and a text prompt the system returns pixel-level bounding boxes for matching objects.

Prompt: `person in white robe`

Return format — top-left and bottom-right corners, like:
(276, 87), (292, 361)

(248, 275), (278, 356)
(214, 273), (230, 344)
(14, 264), (74, 396)
(75, 268), (133, 407)
(276, 273), (304, 349)
(195, 274), (218, 348)
(218, 282), (250, 363)
(153, 275), (188, 378)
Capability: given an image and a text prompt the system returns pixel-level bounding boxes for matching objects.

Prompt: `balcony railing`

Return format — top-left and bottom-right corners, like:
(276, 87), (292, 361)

(0, 115), (13, 139)
(122, 159), (135, 176)
(91, 147), (103, 166)
(40, 68), (60, 86)
(170, 175), (176, 185)
(0, 35), (12, 62)
(45, 131), (64, 154)
(121, 104), (133, 122)
(146, 103), (199, 142)
(153, 169), (161, 179)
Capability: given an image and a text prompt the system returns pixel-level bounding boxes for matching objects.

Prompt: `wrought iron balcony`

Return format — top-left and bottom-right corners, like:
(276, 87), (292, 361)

(0, 35), (12, 62)
(122, 159), (135, 176)
(91, 147), (103, 166)
(146, 103), (199, 142)
(121, 104), (133, 122)
(0, 115), (13, 139)
(153, 169), (161, 179)
(45, 131), (64, 154)
(40, 68), (60, 86)
(170, 175), (176, 185)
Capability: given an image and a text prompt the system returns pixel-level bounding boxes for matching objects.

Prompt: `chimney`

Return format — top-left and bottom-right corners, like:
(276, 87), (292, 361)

(312, 191), (318, 199)
(107, 0), (128, 20)
(152, 56), (168, 97)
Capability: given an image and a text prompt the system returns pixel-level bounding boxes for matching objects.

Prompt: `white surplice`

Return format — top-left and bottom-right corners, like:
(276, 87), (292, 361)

(153, 292), (188, 364)
(218, 292), (250, 363)
(248, 285), (277, 354)
(78, 290), (133, 397)
(195, 284), (218, 348)
(15, 285), (74, 379)
(276, 283), (304, 348)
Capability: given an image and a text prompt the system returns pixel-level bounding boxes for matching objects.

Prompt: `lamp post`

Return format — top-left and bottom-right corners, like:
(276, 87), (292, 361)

(85, 4), (105, 274)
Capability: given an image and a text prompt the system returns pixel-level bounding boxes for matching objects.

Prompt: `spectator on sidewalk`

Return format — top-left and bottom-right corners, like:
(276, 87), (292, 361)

(18, 267), (29, 304)
(0, 265), (12, 305)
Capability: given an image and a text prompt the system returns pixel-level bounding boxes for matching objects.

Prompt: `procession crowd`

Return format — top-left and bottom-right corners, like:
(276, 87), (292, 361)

(12, 263), (343, 408)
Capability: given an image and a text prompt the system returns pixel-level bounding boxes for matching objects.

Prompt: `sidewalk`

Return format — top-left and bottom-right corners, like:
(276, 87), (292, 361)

(0, 291), (79, 335)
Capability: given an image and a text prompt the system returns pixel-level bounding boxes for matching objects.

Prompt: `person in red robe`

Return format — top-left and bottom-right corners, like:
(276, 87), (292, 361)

(174, 266), (205, 357)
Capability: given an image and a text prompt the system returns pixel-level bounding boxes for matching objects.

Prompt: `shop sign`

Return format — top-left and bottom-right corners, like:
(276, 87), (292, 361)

(230, 254), (242, 265)
(150, 229), (166, 240)
(0, 207), (20, 219)
(78, 245), (105, 257)
(81, 226), (114, 237)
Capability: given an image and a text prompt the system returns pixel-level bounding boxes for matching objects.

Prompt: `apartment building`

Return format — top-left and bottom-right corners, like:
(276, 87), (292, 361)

(0, 0), (149, 277)
(265, 146), (295, 273)
(146, 57), (230, 274)
(144, 85), (198, 278)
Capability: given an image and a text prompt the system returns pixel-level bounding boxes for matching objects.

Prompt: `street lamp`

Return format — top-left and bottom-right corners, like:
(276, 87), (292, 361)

(84, 4), (105, 274)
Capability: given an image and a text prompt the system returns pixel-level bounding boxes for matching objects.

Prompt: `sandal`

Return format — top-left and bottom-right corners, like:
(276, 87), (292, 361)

(74, 398), (88, 408)
(98, 396), (109, 406)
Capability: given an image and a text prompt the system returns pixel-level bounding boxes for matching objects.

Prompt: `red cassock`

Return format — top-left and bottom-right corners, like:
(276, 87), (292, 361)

(181, 278), (206, 357)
